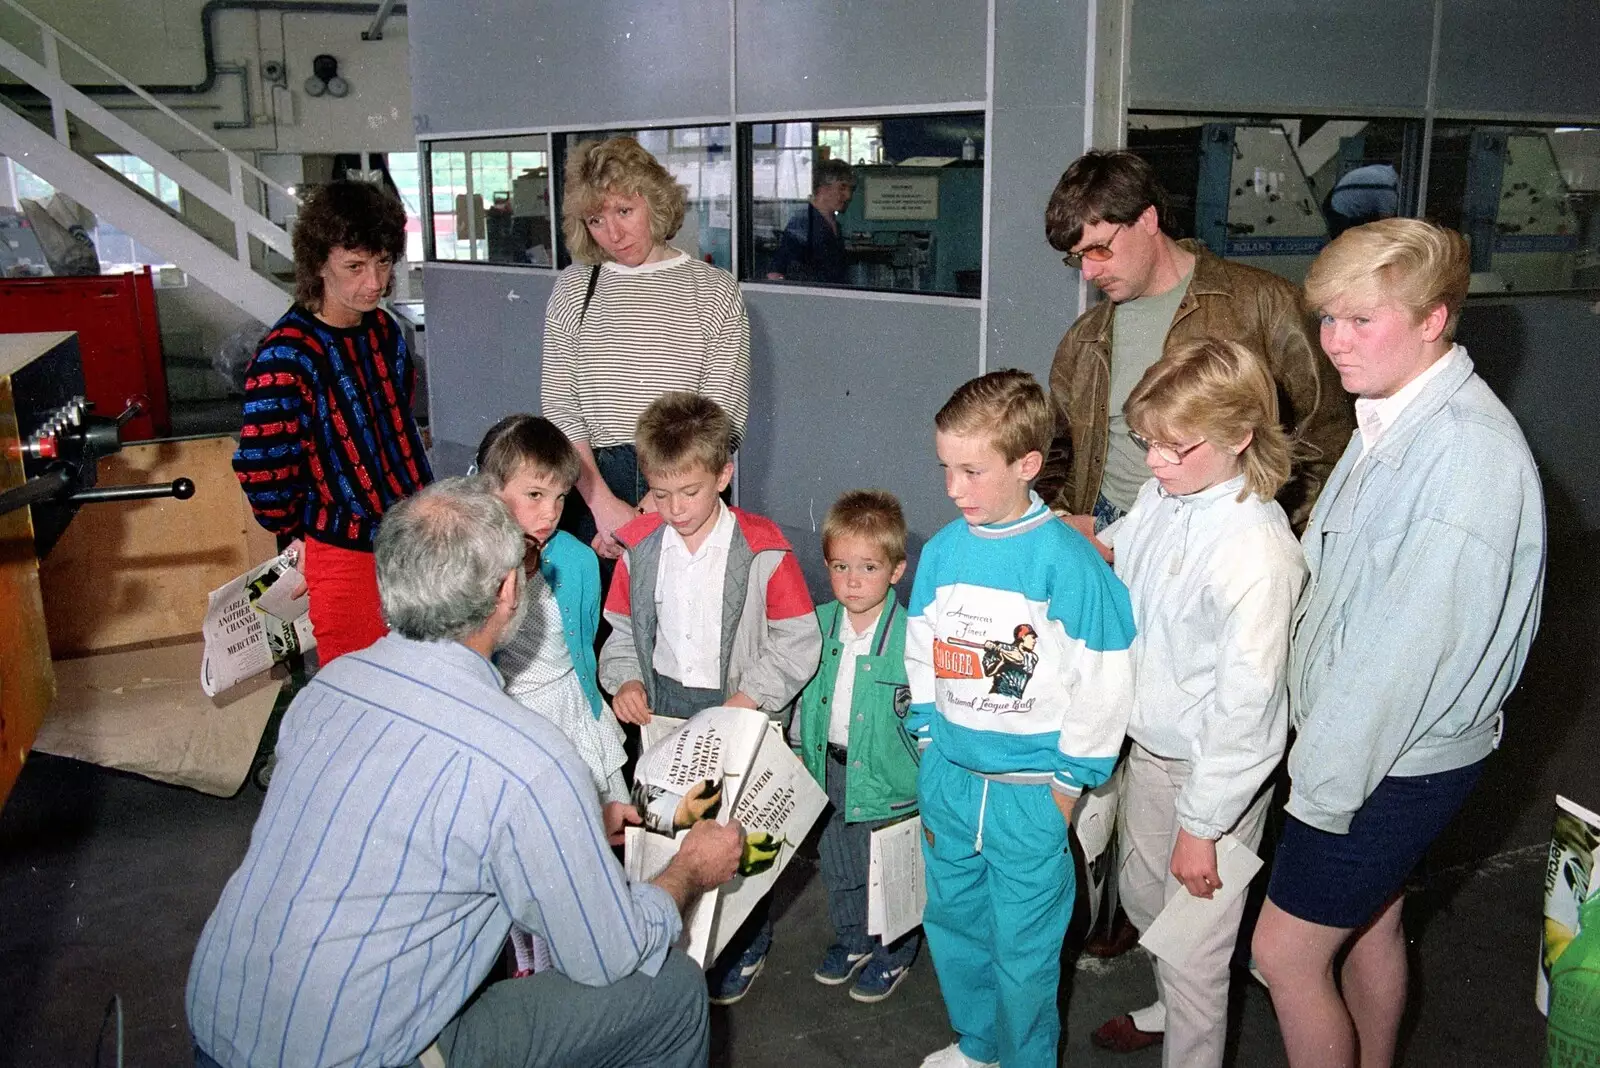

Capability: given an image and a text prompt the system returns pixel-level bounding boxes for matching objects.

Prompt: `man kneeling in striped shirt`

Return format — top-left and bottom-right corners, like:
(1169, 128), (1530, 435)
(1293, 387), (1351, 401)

(186, 477), (744, 1068)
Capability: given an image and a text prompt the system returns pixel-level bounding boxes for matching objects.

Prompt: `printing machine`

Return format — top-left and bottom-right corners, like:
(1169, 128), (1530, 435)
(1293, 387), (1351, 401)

(0, 332), (191, 811)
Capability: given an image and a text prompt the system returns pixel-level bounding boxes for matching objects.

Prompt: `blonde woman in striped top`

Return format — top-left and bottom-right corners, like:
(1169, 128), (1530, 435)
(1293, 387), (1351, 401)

(541, 136), (751, 560)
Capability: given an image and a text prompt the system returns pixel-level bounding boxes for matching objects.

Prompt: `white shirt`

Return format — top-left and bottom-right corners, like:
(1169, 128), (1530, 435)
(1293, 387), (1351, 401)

(1102, 475), (1307, 838)
(1356, 343), (1465, 458)
(653, 500), (736, 689)
(827, 608), (880, 746)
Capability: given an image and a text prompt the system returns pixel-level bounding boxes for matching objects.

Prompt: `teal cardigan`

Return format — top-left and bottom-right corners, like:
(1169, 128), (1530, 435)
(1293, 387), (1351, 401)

(796, 599), (920, 822)
(538, 530), (604, 718)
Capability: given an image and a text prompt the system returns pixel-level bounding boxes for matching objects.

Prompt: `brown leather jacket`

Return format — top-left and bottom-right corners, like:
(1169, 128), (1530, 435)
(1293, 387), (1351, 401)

(1035, 241), (1353, 532)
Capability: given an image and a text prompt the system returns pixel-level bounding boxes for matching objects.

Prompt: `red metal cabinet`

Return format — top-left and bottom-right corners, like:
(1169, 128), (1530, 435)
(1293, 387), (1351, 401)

(0, 267), (169, 441)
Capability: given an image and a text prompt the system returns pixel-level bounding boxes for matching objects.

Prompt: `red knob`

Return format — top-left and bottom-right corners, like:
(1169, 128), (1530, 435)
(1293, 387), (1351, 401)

(36, 435), (57, 459)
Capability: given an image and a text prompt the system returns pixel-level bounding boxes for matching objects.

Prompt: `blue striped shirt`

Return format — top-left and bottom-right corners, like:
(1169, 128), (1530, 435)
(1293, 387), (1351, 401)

(186, 634), (680, 1068)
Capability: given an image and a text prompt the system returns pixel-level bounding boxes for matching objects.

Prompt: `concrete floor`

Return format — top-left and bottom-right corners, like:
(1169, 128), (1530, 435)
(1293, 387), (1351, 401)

(0, 752), (1553, 1067)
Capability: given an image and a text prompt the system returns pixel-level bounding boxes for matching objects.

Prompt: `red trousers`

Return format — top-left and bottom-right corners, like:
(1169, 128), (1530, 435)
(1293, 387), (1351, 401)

(303, 538), (388, 664)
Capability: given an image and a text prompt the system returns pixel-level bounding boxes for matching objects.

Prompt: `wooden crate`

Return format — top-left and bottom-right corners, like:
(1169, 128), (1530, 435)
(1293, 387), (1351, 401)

(0, 372), (56, 812)
(38, 435), (277, 657)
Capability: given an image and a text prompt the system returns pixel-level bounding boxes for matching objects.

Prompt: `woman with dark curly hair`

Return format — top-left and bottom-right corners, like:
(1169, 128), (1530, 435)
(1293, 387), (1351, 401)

(232, 179), (432, 663)
(541, 136), (750, 559)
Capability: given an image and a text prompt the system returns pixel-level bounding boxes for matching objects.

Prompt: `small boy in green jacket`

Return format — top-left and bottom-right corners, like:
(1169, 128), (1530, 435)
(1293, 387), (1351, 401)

(795, 490), (922, 1003)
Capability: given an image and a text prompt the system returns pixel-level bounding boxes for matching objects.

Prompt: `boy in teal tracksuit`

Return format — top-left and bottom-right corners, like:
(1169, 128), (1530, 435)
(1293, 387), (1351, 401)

(908, 372), (1135, 1068)
(795, 490), (923, 1003)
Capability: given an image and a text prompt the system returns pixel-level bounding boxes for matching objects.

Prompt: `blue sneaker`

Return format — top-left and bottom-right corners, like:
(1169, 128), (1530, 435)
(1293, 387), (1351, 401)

(849, 956), (911, 1003)
(708, 946), (767, 1005)
(813, 943), (871, 986)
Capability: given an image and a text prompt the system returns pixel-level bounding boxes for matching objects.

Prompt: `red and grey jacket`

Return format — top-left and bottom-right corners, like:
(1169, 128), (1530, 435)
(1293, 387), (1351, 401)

(598, 507), (821, 717)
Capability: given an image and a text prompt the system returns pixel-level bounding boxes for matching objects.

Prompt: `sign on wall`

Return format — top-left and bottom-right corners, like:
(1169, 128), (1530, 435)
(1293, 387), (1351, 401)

(863, 175), (940, 220)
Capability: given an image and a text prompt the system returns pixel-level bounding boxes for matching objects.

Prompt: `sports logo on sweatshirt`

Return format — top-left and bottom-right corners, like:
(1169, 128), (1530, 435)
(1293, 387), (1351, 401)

(935, 623), (1040, 698)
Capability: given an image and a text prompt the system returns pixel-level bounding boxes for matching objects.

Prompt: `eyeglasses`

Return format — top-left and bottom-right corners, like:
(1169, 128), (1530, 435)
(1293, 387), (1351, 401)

(1128, 430), (1207, 465)
(1062, 223), (1125, 270)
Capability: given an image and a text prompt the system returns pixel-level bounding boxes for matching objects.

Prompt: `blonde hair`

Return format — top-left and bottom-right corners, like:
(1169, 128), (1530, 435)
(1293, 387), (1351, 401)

(1303, 218), (1471, 341)
(635, 392), (731, 478)
(822, 490), (908, 565)
(1124, 339), (1292, 503)
(561, 136), (688, 264)
(934, 369), (1053, 463)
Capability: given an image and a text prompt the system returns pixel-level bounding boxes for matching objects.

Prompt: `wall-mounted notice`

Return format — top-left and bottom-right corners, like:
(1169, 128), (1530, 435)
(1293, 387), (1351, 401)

(864, 175), (940, 220)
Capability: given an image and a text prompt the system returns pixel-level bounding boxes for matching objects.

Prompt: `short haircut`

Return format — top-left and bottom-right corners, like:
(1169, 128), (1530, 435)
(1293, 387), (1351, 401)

(1044, 149), (1169, 253)
(474, 414), (581, 490)
(635, 391), (731, 477)
(1124, 338), (1293, 503)
(1303, 218), (1472, 342)
(935, 369), (1053, 463)
(292, 180), (407, 309)
(814, 158), (856, 193)
(823, 489), (908, 565)
(561, 136), (688, 264)
(375, 477), (524, 643)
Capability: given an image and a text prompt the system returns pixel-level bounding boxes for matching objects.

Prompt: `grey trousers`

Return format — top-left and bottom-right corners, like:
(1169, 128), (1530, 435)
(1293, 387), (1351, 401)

(819, 749), (921, 965)
(1117, 742), (1272, 1068)
(429, 948), (710, 1068)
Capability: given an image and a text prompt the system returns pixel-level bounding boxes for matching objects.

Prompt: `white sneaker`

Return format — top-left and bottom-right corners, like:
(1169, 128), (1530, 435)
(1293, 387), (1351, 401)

(918, 1042), (998, 1068)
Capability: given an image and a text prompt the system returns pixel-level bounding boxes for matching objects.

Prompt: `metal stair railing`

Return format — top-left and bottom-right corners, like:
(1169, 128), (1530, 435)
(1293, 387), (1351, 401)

(0, 0), (298, 266)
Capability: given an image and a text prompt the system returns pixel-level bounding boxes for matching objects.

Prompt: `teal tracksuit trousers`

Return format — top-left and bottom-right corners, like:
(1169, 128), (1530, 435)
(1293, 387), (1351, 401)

(919, 745), (1075, 1068)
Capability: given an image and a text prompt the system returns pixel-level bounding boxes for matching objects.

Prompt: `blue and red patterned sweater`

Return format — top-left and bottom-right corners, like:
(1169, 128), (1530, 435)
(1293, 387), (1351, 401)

(232, 304), (432, 552)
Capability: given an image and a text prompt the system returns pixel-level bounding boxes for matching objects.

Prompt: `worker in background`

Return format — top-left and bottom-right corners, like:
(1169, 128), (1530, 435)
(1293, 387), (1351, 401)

(1034, 149), (1352, 1055)
(1324, 161), (1401, 238)
(231, 179), (432, 664)
(767, 157), (855, 285)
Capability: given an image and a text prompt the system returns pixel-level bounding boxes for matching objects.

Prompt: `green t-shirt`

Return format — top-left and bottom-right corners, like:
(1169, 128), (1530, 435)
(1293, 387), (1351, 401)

(1101, 269), (1193, 511)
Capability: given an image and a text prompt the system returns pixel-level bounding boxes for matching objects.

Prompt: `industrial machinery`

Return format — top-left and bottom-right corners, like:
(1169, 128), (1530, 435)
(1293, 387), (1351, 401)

(0, 332), (192, 812)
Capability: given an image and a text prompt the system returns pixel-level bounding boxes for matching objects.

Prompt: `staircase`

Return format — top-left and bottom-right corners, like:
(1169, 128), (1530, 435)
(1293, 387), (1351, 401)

(0, 0), (294, 325)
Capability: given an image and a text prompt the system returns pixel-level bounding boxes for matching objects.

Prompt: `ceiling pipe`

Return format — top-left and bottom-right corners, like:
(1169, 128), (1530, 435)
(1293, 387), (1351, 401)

(0, 0), (407, 100)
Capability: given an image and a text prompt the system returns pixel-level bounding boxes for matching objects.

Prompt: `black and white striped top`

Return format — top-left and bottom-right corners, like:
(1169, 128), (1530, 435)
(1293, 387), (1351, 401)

(540, 251), (751, 448)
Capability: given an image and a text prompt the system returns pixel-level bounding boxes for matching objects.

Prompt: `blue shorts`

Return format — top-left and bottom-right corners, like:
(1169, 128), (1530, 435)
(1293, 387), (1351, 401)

(1266, 760), (1484, 929)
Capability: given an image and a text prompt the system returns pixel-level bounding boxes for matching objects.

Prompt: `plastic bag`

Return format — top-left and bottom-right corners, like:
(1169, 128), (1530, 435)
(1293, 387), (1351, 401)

(214, 324), (271, 394)
(1546, 891), (1600, 1066)
(19, 192), (99, 276)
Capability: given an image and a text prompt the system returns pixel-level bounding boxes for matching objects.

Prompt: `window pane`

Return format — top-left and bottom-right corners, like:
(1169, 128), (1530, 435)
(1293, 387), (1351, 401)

(422, 136), (551, 266)
(386, 151), (426, 264)
(1127, 114), (1418, 284)
(742, 112), (984, 297)
(552, 125), (734, 271)
(1425, 123), (1600, 293)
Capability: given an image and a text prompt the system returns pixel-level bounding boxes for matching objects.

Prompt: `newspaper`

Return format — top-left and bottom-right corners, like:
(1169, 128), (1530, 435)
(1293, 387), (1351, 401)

(707, 727), (828, 958)
(1539, 794), (1600, 1014)
(624, 707), (771, 966)
(1138, 833), (1265, 968)
(200, 540), (315, 697)
(868, 815), (927, 945)
(623, 706), (827, 966)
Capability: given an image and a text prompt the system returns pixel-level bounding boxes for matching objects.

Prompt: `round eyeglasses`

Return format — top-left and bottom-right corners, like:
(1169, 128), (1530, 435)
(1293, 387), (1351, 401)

(1062, 223), (1125, 269)
(1128, 430), (1207, 465)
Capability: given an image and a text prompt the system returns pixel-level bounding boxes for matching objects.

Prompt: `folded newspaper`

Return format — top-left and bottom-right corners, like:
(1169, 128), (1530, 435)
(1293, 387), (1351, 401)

(624, 706), (826, 966)
(200, 540), (316, 697)
(1538, 794), (1600, 1014)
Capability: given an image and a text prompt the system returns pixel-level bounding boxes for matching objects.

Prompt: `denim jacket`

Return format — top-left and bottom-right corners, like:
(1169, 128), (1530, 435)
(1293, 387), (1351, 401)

(1287, 348), (1546, 834)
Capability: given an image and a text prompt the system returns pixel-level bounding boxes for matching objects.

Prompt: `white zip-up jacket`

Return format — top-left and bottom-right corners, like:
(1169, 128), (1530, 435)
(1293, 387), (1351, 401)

(1103, 475), (1307, 839)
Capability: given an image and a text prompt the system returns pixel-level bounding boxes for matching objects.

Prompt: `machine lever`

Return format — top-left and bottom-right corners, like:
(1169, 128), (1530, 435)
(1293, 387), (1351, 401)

(0, 468), (74, 518)
(114, 395), (149, 428)
(69, 477), (195, 505)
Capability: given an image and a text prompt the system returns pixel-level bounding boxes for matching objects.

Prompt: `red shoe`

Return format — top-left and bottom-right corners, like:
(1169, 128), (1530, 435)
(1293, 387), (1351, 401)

(1090, 1014), (1164, 1053)
(1084, 908), (1141, 958)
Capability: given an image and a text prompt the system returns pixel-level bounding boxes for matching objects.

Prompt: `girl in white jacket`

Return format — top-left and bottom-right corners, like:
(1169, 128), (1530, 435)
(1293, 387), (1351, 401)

(1090, 338), (1308, 1068)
